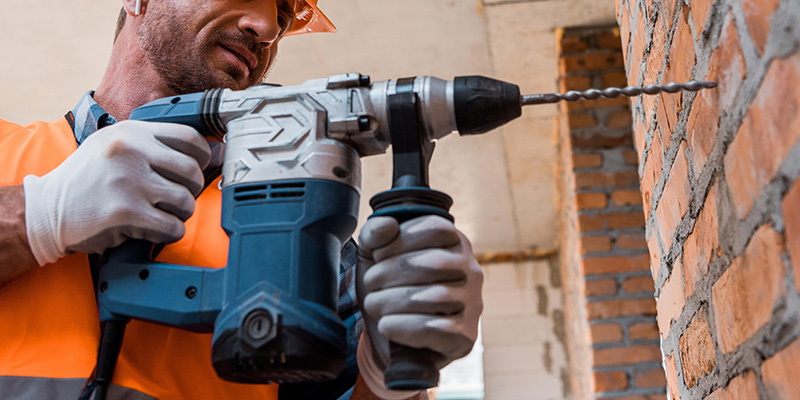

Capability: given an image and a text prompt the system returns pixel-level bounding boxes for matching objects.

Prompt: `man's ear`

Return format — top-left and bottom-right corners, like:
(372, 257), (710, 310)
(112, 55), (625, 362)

(122, 0), (147, 16)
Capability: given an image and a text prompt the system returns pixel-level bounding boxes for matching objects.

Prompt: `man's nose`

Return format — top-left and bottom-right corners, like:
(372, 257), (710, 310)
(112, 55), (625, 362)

(237, 3), (283, 46)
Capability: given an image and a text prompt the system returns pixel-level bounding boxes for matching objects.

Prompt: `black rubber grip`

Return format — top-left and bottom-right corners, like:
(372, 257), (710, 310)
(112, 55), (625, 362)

(384, 345), (445, 391)
(369, 187), (453, 390)
(453, 76), (522, 135)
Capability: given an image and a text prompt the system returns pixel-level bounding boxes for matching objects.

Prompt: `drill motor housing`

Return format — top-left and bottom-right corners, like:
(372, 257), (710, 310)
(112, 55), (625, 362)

(96, 73), (522, 387)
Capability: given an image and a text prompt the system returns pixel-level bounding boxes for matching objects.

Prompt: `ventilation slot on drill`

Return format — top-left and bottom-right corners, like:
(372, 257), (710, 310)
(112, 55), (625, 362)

(269, 182), (305, 199)
(233, 183), (305, 201)
(234, 185), (268, 202)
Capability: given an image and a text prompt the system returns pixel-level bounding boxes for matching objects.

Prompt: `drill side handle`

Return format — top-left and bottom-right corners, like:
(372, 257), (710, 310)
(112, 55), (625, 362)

(368, 192), (453, 391)
(367, 84), (454, 390)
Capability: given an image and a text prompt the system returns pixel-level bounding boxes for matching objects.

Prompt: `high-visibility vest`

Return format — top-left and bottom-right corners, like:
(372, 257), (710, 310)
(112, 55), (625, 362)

(0, 117), (279, 400)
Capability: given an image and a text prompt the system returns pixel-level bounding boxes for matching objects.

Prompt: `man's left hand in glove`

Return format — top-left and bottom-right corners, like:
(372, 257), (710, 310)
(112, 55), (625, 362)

(355, 215), (483, 399)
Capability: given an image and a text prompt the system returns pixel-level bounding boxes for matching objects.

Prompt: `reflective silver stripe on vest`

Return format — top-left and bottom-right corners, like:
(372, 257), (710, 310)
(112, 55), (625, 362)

(0, 376), (157, 400)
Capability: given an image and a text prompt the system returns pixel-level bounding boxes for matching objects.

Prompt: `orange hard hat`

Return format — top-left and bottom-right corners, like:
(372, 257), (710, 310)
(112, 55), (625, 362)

(287, 0), (336, 36)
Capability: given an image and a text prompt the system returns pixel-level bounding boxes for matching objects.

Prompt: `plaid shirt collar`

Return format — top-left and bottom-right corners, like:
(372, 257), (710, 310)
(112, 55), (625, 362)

(68, 90), (117, 146)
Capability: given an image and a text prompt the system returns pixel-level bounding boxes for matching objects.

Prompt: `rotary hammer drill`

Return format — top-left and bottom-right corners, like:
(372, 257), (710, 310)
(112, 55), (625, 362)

(90, 73), (714, 396)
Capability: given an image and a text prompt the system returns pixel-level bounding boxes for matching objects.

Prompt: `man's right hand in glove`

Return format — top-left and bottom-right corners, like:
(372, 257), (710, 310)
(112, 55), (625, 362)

(0, 120), (210, 277)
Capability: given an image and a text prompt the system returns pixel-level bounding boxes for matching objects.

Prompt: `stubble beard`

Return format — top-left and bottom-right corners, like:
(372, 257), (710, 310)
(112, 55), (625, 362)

(137, 8), (268, 94)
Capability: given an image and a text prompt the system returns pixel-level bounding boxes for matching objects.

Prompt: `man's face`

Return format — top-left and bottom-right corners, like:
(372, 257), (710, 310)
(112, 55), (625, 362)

(138, 0), (294, 94)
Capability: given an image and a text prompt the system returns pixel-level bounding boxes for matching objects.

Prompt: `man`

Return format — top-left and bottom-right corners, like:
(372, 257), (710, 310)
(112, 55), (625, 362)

(0, 1), (483, 399)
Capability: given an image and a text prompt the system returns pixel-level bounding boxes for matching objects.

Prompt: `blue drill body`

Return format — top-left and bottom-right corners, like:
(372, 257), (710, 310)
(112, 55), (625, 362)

(92, 73), (524, 391)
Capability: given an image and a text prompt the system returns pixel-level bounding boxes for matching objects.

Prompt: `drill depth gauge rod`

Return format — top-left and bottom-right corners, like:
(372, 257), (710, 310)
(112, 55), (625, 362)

(85, 74), (713, 399)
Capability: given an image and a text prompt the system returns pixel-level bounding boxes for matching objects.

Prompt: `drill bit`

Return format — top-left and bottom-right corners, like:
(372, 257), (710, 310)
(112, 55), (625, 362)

(521, 80), (716, 106)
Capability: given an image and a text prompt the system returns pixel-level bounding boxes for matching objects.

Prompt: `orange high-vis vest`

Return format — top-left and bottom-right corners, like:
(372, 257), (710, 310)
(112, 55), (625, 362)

(0, 117), (279, 400)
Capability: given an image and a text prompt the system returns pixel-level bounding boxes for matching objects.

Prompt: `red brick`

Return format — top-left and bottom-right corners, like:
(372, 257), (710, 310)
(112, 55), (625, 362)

(725, 53), (800, 219)
(572, 153), (603, 168)
(706, 371), (759, 400)
(634, 367), (667, 388)
(607, 211), (646, 229)
(629, 322), (659, 341)
(579, 211), (646, 232)
(588, 298), (656, 320)
(656, 91), (677, 141)
(762, 339), (800, 399)
(571, 130), (634, 149)
(582, 235), (613, 254)
(579, 213), (606, 231)
(784, 181), (800, 291)
(683, 183), (719, 299)
(685, 91), (717, 175)
(622, 149), (639, 166)
(691, 0), (715, 38)
(567, 96), (630, 112)
(568, 112), (598, 128)
(712, 225), (786, 353)
(669, 4), (696, 82)
(641, 127), (664, 221)
(643, 12), (666, 126)
(655, 141), (691, 251)
(575, 171), (639, 189)
(597, 30), (623, 50)
(612, 189), (644, 206)
(679, 310), (716, 388)
(577, 192), (609, 210)
(560, 35), (589, 53)
(562, 75), (592, 92)
(619, 2), (631, 61)
(592, 344), (662, 367)
(603, 71), (628, 87)
(607, 110), (634, 128)
(594, 370), (628, 392)
(627, 8), (647, 86)
(656, 259), (685, 339)
(687, 11), (745, 174)
(621, 276), (655, 294)
(648, 234), (662, 278)
(617, 233), (647, 250)
(562, 53), (625, 72)
(584, 254), (651, 275)
(590, 323), (624, 343)
(741, 0), (781, 56)
(586, 278), (618, 297)
(661, 7), (696, 137)
(664, 352), (682, 400)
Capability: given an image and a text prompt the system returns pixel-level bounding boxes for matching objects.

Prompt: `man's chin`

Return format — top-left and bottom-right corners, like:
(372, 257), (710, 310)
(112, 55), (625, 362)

(217, 68), (258, 90)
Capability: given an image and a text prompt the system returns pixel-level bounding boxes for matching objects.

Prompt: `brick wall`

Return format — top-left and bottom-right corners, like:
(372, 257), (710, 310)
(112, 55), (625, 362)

(556, 26), (666, 400)
(616, 0), (800, 398)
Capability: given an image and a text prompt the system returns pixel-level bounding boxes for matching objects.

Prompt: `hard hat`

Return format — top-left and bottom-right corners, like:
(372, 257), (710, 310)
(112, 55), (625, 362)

(287, 0), (336, 36)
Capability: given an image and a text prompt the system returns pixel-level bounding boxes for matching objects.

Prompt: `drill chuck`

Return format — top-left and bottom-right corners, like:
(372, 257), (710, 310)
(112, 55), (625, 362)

(453, 76), (522, 135)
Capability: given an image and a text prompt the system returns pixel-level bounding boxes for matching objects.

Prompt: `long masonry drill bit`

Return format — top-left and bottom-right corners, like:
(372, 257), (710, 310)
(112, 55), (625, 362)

(521, 80), (716, 105)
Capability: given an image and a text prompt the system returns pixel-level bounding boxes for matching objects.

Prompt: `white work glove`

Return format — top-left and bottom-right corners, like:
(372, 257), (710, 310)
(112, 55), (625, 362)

(23, 120), (211, 265)
(356, 215), (483, 399)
